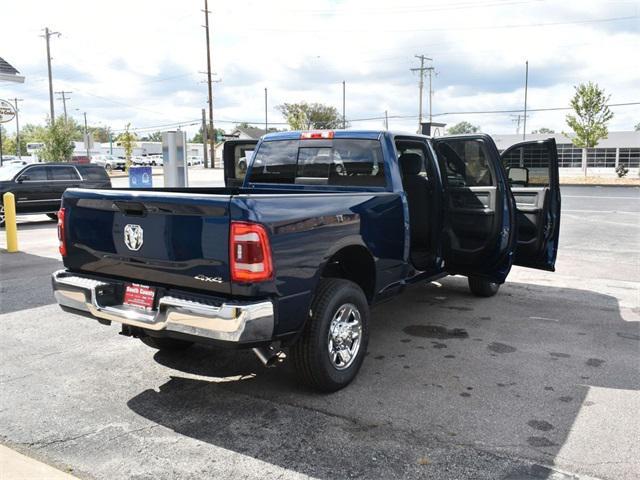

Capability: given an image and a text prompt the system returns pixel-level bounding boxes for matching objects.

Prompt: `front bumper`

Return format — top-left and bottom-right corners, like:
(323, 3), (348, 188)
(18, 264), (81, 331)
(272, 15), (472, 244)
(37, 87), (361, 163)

(51, 269), (274, 343)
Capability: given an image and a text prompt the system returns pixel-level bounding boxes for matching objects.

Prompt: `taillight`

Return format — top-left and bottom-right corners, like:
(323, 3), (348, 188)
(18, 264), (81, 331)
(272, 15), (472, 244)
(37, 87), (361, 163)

(230, 221), (273, 282)
(57, 207), (67, 257)
(301, 130), (334, 140)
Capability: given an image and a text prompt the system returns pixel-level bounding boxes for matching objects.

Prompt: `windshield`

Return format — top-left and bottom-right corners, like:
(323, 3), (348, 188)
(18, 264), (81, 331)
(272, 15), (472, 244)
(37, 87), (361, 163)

(0, 164), (24, 181)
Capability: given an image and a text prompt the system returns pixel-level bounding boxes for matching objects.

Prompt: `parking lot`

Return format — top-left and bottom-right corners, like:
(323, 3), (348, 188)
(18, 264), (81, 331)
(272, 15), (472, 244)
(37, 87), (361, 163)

(0, 185), (638, 479)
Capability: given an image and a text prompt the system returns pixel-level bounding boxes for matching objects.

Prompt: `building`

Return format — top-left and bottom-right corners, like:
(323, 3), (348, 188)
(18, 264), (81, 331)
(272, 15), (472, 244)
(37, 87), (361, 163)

(0, 57), (24, 83)
(492, 131), (640, 171)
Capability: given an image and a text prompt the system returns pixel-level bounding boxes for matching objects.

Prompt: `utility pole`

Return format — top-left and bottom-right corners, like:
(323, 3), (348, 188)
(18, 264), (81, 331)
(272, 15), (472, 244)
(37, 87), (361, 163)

(342, 80), (346, 129)
(264, 87), (268, 133)
(410, 54), (432, 131)
(427, 65), (436, 123)
(82, 111), (89, 160)
(384, 110), (389, 130)
(201, 108), (209, 169)
(55, 91), (72, 121)
(203, 0), (215, 168)
(510, 114), (529, 135)
(13, 98), (23, 158)
(41, 28), (60, 123)
(523, 60), (528, 141)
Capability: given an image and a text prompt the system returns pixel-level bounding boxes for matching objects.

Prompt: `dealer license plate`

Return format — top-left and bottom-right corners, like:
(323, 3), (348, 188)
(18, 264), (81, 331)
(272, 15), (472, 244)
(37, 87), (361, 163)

(123, 283), (156, 310)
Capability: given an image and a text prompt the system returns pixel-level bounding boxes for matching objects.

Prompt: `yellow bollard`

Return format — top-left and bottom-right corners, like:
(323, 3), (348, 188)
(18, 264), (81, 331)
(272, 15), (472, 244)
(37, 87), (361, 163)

(3, 192), (18, 253)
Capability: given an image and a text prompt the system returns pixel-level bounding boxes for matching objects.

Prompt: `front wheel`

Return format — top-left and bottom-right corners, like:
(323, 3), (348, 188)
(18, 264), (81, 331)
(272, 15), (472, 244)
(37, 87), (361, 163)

(290, 278), (369, 392)
(47, 213), (58, 221)
(468, 276), (501, 297)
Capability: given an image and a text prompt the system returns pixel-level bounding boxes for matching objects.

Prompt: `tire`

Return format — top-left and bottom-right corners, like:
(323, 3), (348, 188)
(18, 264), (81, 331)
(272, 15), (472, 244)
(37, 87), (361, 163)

(0, 204), (5, 228)
(468, 276), (501, 297)
(140, 335), (194, 351)
(47, 213), (58, 221)
(290, 278), (369, 392)
(105, 164), (113, 173)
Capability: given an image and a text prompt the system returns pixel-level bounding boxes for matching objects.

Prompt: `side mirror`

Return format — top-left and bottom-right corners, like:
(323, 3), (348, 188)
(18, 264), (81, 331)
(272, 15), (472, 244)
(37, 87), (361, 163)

(507, 167), (529, 186)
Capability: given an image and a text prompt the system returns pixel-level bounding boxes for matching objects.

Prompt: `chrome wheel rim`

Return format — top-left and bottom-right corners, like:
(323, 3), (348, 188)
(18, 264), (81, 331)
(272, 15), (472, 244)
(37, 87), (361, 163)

(327, 303), (362, 370)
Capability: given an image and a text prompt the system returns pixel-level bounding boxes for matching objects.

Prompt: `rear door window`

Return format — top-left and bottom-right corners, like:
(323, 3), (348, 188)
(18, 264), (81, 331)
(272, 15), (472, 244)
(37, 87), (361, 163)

(248, 139), (385, 188)
(501, 142), (551, 187)
(49, 166), (80, 181)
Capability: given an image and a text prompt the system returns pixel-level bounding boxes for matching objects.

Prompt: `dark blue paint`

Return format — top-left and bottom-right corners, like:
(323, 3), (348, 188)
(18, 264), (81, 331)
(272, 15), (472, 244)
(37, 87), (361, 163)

(60, 130), (560, 340)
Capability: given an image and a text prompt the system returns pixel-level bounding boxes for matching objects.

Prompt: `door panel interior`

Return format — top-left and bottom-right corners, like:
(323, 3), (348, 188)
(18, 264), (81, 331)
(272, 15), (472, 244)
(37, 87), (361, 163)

(433, 135), (512, 281)
(501, 139), (560, 271)
(223, 139), (259, 187)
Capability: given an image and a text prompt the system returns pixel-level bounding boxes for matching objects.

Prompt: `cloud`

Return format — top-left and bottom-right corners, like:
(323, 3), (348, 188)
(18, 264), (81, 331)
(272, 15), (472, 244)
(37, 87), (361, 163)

(1, 0), (638, 137)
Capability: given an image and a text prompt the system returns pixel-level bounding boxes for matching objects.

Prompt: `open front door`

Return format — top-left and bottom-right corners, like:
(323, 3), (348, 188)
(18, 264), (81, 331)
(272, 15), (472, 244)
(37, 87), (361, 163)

(223, 139), (258, 187)
(433, 135), (515, 283)
(501, 138), (561, 271)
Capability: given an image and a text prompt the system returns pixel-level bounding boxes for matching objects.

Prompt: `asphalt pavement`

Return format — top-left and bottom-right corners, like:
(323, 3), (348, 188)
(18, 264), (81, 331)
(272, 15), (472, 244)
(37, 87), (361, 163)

(0, 185), (638, 480)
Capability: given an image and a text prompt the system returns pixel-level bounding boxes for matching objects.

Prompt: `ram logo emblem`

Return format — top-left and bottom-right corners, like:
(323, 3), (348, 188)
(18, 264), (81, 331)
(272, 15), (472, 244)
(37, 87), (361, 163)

(124, 224), (144, 251)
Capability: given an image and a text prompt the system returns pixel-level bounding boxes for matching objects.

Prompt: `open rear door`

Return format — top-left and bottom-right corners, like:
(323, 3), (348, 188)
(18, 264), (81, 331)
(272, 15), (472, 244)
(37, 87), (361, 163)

(433, 135), (516, 283)
(501, 138), (561, 271)
(223, 139), (258, 187)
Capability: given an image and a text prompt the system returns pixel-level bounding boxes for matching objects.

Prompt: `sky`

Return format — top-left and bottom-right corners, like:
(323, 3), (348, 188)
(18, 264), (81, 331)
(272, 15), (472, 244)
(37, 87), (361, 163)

(1, 0), (639, 139)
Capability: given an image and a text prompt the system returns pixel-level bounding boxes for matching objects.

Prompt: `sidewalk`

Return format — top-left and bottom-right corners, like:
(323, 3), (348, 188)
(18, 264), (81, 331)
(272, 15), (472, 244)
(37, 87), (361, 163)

(0, 445), (79, 480)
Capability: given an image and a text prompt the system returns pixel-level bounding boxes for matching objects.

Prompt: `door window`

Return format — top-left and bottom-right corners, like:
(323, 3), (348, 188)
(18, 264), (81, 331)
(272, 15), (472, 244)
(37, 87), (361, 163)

(436, 139), (494, 187)
(20, 166), (47, 181)
(502, 142), (551, 187)
(49, 166), (80, 181)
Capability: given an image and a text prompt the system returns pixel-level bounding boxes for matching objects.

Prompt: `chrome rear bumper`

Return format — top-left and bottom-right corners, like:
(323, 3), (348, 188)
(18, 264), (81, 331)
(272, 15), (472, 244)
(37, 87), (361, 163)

(51, 269), (274, 343)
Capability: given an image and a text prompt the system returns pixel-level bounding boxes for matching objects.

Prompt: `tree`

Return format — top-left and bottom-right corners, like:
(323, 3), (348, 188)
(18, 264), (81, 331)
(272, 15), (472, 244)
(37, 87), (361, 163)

(532, 127), (555, 134)
(446, 121), (480, 134)
(191, 126), (225, 143)
(565, 82), (613, 148)
(140, 131), (163, 142)
(277, 102), (344, 130)
(40, 117), (76, 162)
(117, 123), (137, 169)
(88, 126), (111, 143)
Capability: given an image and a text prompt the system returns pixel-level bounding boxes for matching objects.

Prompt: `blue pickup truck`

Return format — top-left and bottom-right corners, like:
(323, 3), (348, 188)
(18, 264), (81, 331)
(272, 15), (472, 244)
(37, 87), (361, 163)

(52, 130), (560, 391)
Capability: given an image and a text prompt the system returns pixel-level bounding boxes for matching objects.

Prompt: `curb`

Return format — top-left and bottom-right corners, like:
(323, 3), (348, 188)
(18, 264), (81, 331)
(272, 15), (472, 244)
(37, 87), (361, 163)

(0, 444), (80, 479)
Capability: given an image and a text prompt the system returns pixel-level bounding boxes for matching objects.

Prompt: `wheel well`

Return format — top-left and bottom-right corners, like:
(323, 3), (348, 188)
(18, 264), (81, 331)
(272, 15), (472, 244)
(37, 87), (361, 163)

(321, 246), (376, 302)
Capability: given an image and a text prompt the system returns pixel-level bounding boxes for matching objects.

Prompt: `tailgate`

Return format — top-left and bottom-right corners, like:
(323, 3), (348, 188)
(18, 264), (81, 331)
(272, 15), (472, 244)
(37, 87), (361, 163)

(62, 189), (232, 295)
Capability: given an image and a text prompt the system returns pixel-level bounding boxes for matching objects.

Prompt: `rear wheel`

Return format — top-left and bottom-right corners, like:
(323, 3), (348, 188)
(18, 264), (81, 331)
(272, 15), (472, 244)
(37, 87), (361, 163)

(290, 278), (369, 392)
(47, 213), (58, 221)
(140, 335), (193, 351)
(468, 276), (500, 297)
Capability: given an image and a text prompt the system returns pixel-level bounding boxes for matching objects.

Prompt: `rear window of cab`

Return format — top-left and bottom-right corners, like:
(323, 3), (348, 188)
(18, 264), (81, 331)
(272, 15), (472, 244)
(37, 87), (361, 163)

(247, 139), (386, 188)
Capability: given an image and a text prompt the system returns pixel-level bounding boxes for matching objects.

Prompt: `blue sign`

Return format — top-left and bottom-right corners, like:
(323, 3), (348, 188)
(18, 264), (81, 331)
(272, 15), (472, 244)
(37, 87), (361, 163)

(129, 166), (153, 188)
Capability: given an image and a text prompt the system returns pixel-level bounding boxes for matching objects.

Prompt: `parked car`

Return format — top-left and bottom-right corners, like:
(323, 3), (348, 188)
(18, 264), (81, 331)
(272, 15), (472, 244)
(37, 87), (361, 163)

(132, 156), (151, 166)
(147, 155), (163, 166)
(52, 130), (561, 392)
(0, 163), (111, 227)
(91, 155), (126, 171)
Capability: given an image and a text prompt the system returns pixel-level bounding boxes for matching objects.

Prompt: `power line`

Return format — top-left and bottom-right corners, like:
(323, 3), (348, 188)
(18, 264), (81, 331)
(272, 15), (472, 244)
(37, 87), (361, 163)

(249, 15), (637, 33)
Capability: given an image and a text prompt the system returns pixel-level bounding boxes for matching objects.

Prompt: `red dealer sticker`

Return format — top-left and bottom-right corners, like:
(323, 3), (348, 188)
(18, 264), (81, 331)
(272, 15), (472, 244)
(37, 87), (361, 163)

(123, 283), (156, 310)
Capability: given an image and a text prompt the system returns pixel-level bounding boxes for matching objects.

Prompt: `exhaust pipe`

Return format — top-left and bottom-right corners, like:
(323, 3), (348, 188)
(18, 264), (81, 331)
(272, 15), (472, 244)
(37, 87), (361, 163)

(253, 346), (285, 368)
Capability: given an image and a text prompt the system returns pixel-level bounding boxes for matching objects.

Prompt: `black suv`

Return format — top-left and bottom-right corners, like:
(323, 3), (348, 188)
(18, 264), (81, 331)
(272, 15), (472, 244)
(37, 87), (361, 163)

(0, 163), (111, 226)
